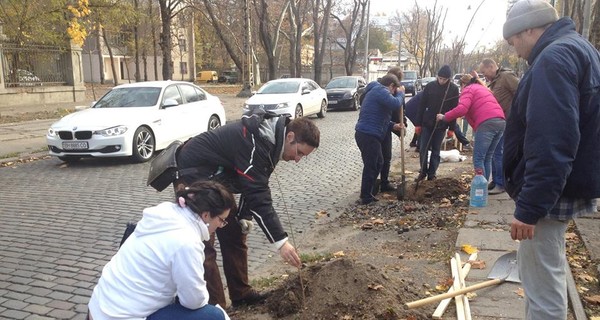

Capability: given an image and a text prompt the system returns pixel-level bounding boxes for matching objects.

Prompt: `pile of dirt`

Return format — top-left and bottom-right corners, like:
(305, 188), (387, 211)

(262, 258), (430, 320)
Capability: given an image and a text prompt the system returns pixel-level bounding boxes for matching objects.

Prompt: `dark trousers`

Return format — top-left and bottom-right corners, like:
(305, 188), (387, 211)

(418, 127), (446, 178)
(453, 123), (470, 145)
(204, 211), (251, 307)
(355, 131), (383, 201)
(380, 131), (392, 185)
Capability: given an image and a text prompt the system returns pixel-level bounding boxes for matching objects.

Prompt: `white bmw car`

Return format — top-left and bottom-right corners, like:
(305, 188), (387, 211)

(243, 78), (327, 119)
(46, 81), (226, 163)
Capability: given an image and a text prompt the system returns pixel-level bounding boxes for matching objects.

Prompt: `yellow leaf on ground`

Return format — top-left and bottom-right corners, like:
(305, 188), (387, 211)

(372, 218), (385, 225)
(470, 260), (486, 269)
(584, 295), (600, 304)
(515, 288), (525, 297)
(315, 210), (328, 219)
(565, 232), (578, 240)
(461, 244), (478, 254)
(333, 251), (345, 258)
(368, 284), (384, 291)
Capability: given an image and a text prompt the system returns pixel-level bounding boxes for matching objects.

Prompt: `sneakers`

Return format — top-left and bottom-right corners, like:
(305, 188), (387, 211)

(489, 185), (505, 195)
(462, 143), (472, 151)
(232, 290), (269, 308)
(380, 183), (397, 192)
(415, 173), (427, 182)
(488, 181), (496, 191)
(427, 175), (437, 181)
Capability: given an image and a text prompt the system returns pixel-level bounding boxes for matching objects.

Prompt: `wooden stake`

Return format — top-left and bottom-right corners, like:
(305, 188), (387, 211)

(432, 252), (478, 319)
(450, 257), (466, 320)
(455, 253), (472, 320)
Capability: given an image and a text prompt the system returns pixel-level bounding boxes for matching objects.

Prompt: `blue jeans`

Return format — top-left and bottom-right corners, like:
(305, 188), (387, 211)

(380, 131), (392, 184)
(472, 118), (505, 180)
(418, 126), (445, 178)
(147, 302), (226, 320)
(491, 134), (505, 187)
(355, 131), (383, 201)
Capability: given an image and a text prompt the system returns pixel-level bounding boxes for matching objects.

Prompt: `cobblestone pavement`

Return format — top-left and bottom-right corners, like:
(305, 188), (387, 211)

(0, 108), (410, 319)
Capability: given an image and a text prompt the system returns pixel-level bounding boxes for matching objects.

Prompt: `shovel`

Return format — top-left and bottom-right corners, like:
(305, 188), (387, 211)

(397, 106), (407, 200)
(405, 251), (520, 309)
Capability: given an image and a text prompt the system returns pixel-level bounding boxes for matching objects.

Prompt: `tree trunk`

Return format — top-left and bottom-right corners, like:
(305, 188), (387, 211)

(95, 24), (105, 84)
(133, 0), (141, 82)
(159, 0), (173, 80)
(313, 0), (332, 84)
(102, 28), (119, 85)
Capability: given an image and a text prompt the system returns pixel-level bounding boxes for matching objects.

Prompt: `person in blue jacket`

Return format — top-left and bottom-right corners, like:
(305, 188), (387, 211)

(355, 74), (404, 205)
(503, 1), (600, 318)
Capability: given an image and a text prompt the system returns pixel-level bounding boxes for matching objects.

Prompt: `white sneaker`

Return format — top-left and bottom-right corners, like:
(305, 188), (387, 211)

(489, 186), (505, 195)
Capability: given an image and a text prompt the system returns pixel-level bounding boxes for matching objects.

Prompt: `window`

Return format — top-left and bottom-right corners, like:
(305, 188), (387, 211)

(179, 84), (199, 103)
(194, 88), (207, 101)
(162, 86), (183, 105)
(178, 38), (187, 52)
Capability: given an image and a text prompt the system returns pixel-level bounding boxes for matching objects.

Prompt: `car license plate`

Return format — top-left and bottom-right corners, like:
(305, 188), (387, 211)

(329, 100), (337, 104)
(62, 141), (89, 150)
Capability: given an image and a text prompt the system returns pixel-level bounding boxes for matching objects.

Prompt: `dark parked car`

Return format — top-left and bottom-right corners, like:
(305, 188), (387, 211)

(324, 76), (366, 111)
(401, 70), (419, 96)
(218, 70), (239, 84)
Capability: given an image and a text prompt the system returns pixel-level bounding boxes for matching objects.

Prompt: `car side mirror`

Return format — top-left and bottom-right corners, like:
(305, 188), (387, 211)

(162, 99), (179, 108)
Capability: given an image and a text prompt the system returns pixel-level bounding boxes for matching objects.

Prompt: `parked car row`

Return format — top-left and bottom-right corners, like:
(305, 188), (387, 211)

(44, 74), (384, 163)
(196, 70), (240, 84)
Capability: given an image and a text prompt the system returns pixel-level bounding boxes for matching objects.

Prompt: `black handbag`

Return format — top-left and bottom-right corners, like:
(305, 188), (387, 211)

(147, 140), (183, 191)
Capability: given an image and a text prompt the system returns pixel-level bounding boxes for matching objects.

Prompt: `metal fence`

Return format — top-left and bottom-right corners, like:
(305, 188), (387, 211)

(1, 43), (70, 88)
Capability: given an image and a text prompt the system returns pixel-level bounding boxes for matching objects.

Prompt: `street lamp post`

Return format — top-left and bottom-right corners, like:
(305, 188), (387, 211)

(237, 0), (253, 97)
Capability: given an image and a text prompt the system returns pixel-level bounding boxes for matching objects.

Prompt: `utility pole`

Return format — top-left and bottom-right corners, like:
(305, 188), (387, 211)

(364, 0), (370, 80)
(237, 0), (253, 97)
(397, 22), (402, 68)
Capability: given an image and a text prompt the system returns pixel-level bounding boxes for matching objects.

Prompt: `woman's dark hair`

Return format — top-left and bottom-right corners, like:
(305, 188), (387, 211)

(176, 181), (237, 218)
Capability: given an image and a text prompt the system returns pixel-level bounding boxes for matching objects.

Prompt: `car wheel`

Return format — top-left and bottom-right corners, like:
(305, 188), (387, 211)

(295, 104), (303, 118)
(132, 126), (155, 163)
(351, 94), (359, 111)
(317, 99), (327, 118)
(58, 156), (81, 163)
(208, 115), (221, 131)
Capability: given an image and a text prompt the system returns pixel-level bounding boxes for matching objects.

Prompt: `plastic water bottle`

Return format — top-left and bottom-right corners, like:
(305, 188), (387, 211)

(470, 168), (488, 207)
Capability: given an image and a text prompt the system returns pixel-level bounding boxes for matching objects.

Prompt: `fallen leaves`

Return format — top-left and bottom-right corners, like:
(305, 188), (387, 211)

(461, 244), (478, 255)
(585, 295), (600, 305)
(469, 260), (486, 269)
(514, 288), (525, 297)
(368, 284), (384, 291)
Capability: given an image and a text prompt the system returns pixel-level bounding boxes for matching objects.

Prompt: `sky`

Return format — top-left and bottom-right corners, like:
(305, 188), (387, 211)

(369, 0), (510, 51)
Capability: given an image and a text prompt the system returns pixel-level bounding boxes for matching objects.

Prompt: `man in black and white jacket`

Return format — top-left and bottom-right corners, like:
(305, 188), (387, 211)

(175, 108), (320, 308)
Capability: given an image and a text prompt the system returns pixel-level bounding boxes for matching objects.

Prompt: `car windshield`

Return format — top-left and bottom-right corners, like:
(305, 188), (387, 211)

(404, 72), (418, 80)
(93, 87), (161, 108)
(326, 77), (357, 89)
(257, 81), (300, 94)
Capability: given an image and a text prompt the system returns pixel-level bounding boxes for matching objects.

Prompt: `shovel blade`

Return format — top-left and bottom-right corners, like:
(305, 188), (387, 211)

(396, 176), (406, 200)
(487, 251), (520, 283)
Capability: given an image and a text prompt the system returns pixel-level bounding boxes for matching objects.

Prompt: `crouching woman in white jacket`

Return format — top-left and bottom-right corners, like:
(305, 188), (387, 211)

(88, 180), (236, 320)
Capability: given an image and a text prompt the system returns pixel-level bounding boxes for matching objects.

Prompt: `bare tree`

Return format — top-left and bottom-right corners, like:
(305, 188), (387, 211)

(253, 0), (290, 80)
(158, 0), (185, 80)
(330, 0), (368, 75)
(312, 0), (333, 83)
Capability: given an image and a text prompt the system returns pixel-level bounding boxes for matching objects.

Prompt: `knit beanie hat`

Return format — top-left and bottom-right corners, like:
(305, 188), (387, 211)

(503, 0), (558, 39)
(437, 65), (452, 79)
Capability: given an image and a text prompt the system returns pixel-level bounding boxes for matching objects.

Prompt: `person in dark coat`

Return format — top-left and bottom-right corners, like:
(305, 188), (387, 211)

(502, 1), (600, 318)
(413, 65), (459, 181)
(175, 110), (320, 308)
(355, 74), (404, 204)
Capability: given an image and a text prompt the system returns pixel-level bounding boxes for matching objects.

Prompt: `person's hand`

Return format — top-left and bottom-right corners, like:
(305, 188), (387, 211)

(279, 241), (301, 267)
(397, 85), (405, 93)
(436, 114), (445, 121)
(447, 130), (454, 138)
(393, 122), (404, 131)
(238, 219), (254, 234)
(510, 218), (535, 240)
(470, 70), (479, 78)
(415, 126), (421, 135)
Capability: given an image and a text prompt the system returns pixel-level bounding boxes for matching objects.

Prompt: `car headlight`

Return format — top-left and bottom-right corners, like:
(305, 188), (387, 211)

(243, 104), (250, 110)
(47, 128), (58, 137)
(276, 102), (290, 109)
(93, 125), (128, 137)
(342, 92), (352, 99)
